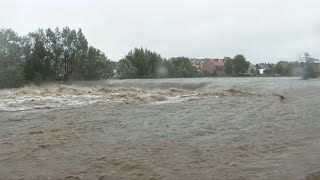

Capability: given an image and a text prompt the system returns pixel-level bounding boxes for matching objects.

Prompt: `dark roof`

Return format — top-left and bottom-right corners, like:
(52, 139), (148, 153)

(258, 63), (273, 70)
(111, 61), (120, 70)
(190, 59), (206, 64)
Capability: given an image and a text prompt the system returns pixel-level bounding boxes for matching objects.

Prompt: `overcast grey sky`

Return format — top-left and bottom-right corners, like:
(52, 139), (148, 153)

(1, 0), (319, 63)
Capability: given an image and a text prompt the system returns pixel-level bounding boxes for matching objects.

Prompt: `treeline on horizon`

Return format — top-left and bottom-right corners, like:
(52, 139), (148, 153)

(118, 49), (249, 79)
(117, 50), (320, 79)
(0, 27), (114, 88)
(0, 27), (319, 89)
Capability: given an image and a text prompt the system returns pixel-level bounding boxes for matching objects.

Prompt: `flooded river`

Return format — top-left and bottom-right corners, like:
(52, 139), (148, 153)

(1, 77), (320, 179)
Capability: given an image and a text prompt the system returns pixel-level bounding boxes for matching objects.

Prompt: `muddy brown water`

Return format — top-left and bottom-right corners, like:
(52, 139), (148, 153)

(1, 77), (320, 179)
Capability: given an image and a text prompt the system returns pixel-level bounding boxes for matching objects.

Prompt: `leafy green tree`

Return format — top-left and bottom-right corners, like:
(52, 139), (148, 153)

(45, 28), (63, 80)
(75, 29), (89, 80)
(162, 60), (177, 78)
(1, 27), (113, 88)
(171, 57), (195, 77)
(0, 64), (26, 88)
(121, 48), (162, 78)
(84, 47), (112, 80)
(0, 29), (24, 64)
(118, 58), (138, 79)
(24, 31), (47, 81)
(274, 61), (286, 75)
(98, 56), (113, 79)
(224, 57), (233, 76)
(224, 55), (249, 76)
(232, 55), (249, 76)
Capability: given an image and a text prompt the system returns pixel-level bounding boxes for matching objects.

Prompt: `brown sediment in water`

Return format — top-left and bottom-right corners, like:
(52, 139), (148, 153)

(1, 84), (257, 112)
(1, 78), (320, 179)
(306, 171), (320, 180)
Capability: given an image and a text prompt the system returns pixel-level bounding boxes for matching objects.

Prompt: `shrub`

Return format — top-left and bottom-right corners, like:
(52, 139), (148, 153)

(307, 66), (319, 78)
(0, 65), (26, 88)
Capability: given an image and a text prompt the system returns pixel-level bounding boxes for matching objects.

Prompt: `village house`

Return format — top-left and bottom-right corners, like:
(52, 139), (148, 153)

(190, 58), (206, 72)
(257, 63), (274, 75)
(202, 58), (225, 76)
(242, 63), (257, 76)
(111, 61), (120, 77)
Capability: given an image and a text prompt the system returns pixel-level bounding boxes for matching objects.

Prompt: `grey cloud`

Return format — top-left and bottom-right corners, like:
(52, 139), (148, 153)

(0, 0), (319, 63)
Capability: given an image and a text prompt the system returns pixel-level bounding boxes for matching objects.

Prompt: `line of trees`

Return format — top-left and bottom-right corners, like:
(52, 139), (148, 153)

(0, 27), (112, 88)
(118, 48), (198, 79)
(1, 27), (318, 88)
(273, 53), (319, 78)
(118, 48), (253, 79)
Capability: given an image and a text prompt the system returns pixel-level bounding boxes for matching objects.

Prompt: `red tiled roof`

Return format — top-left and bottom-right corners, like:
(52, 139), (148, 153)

(207, 59), (225, 66)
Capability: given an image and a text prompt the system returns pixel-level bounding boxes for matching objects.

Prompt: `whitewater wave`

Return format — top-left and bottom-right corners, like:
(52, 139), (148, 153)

(0, 81), (257, 112)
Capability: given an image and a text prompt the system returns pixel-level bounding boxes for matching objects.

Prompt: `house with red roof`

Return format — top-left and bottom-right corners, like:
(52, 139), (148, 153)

(202, 58), (225, 76)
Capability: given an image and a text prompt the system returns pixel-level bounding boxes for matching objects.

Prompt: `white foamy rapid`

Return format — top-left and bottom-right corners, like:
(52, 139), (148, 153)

(0, 77), (316, 112)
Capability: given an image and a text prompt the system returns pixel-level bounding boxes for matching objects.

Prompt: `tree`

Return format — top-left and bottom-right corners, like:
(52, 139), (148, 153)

(75, 29), (89, 80)
(300, 52), (319, 78)
(45, 28), (63, 80)
(233, 55), (249, 76)
(98, 56), (113, 79)
(0, 64), (25, 88)
(161, 59), (176, 78)
(24, 30), (48, 81)
(1, 27), (113, 88)
(302, 52), (318, 64)
(274, 61), (287, 76)
(170, 57), (195, 77)
(118, 58), (138, 79)
(121, 48), (162, 78)
(224, 55), (249, 76)
(224, 57), (233, 76)
(0, 29), (24, 64)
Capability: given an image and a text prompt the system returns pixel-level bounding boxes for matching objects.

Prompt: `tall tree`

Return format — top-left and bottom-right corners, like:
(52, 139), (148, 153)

(122, 48), (162, 78)
(232, 55), (249, 76)
(118, 58), (138, 79)
(224, 57), (233, 76)
(75, 29), (88, 80)
(0, 29), (24, 64)
(170, 57), (195, 77)
(24, 43), (44, 80)
(161, 59), (176, 78)
(301, 52), (319, 78)
(1, 27), (113, 87)
(274, 61), (288, 76)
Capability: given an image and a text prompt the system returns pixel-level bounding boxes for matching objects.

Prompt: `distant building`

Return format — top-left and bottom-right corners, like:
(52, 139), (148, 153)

(202, 59), (225, 76)
(111, 61), (120, 77)
(257, 63), (274, 75)
(249, 63), (256, 71)
(243, 63), (257, 76)
(190, 59), (206, 72)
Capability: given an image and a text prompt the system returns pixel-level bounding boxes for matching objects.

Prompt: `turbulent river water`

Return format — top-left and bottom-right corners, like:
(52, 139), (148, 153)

(1, 77), (320, 179)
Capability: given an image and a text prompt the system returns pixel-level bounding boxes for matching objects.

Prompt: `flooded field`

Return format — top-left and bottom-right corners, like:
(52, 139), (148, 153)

(1, 77), (320, 179)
